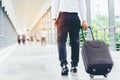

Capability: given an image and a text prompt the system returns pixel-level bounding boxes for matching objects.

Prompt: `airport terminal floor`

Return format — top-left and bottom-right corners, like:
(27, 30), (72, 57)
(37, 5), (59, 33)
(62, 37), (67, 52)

(0, 43), (120, 80)
(1, 0), (120, 80)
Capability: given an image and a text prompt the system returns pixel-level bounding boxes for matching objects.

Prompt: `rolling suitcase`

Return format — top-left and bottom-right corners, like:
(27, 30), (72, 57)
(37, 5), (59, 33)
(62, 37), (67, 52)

(81, 27), (113, 78)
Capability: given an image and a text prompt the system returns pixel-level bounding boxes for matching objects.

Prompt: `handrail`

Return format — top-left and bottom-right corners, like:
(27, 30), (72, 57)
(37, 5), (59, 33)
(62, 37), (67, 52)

(95, 26), (120, 31)
(93, 26), (120, 51)
(0, 35), (16, 41)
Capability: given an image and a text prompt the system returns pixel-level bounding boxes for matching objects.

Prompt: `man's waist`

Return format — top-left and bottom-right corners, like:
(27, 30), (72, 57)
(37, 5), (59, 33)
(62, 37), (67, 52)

(59, 12), (78, 15)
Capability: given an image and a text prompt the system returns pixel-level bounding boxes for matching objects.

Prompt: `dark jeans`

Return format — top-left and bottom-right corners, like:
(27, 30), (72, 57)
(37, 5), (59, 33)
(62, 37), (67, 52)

(57, 12), (81, 67)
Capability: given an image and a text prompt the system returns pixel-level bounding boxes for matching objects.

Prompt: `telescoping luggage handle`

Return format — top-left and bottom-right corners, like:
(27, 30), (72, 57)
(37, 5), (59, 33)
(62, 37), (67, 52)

(81, 26), (95, 42)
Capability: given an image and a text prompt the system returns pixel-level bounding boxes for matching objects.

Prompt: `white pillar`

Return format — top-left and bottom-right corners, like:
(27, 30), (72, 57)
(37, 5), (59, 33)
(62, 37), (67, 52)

(108, 0), (116, 50)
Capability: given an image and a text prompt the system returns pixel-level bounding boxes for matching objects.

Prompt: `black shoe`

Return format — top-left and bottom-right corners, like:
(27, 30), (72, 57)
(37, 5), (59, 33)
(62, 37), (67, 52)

(70, 66), (77, 73)
(61, 65), (69, 76)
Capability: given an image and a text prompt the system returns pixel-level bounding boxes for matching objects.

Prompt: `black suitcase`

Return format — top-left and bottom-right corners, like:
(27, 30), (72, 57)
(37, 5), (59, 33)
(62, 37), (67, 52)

(81, 27), (113, 78)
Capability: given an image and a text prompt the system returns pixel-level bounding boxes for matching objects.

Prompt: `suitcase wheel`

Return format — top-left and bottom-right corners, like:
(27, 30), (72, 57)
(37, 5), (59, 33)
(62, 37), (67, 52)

(90, 74), (108, 78)
(103, 74), (108, 78)
(90, 74), (94, 78)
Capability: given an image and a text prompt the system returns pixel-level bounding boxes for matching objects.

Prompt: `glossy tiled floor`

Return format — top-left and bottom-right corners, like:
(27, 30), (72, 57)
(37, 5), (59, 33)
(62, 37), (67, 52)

(0, 43), (120, 80)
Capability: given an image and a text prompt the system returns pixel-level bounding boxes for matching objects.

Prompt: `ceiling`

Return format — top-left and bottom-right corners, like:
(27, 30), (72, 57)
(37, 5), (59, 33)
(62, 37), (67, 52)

(11, 0), (50, 33)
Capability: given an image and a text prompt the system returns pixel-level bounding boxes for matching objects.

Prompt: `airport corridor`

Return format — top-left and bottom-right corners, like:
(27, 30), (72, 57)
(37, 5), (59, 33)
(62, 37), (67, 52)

(0, 43), (120, 80)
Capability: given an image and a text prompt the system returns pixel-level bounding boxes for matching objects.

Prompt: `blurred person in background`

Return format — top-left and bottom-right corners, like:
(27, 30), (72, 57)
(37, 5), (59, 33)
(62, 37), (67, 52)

(41, 28), (47, 46)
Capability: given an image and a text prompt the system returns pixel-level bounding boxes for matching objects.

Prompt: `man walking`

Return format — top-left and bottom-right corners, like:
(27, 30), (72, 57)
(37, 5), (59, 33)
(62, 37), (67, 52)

(51, 0), (88, 75)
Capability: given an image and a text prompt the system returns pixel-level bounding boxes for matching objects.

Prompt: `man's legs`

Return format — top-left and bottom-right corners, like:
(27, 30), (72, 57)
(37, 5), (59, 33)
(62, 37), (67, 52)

(57, 12), (80, 75)
(57, 13), (69, 75)
(69, 16), (81, 72)
(57, 23), (68, 67)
